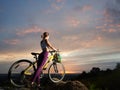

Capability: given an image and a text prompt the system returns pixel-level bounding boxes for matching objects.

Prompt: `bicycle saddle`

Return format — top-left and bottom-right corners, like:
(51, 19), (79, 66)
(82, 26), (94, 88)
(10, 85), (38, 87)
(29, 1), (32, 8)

(31, 52), (40, 55)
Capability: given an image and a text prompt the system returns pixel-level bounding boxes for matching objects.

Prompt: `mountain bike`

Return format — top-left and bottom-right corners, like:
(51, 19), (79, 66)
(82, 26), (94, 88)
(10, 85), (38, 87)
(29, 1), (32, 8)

(8, 50), (65, 87)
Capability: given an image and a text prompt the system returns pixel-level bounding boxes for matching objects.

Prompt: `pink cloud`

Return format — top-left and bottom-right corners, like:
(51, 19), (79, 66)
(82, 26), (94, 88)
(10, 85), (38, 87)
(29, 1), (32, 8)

(66, 17), (80, 27)
(103, 9), (114, 23)
(108, 28), (117, 33)
(38, 0), (65, 14)
(97, 36), (102, 41)
(61, 33), (104, 50)
(103, 9), (110, 18)
(82, 5), (92, 12)
(62, 35), (79, 41)
(96, 24), (118, 33)
(116, 24), (120, 28)
(43, 9), (54, 14)
(79, 34), (104, 48)
(51, 3), (63, 10)
(16, 26), (51, 36)
(49, 0), (65, 3)
(56, 0), (63, 3)
(96, 25), (105, 29)
(4, 39), (20, 45)
(48, 0), (65, 11)
(101, 28), (117, 33)
(74, 5), (93, 12)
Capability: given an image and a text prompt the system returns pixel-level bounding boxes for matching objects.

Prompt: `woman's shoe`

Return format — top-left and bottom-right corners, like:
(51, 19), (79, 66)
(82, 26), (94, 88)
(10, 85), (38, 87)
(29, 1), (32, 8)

(37, 84), (41, 88)
(31, 82), (35, 87)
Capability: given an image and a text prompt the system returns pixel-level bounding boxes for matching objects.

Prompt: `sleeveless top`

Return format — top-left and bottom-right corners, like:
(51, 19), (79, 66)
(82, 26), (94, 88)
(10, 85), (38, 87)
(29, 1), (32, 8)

(41, 40), (48, 51)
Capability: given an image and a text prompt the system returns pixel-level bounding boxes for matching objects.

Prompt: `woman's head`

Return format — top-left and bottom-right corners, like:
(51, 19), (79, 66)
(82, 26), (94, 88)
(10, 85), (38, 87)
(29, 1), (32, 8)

(42, 32), (49, 39)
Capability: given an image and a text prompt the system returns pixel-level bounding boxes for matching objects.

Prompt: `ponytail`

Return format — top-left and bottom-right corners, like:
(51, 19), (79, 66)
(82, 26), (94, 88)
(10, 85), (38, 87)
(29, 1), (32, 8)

(41, 32), (49, 38)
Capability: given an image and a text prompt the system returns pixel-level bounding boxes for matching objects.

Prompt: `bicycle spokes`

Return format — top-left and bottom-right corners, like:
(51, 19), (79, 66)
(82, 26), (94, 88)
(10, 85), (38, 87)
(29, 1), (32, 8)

(8, 59), (35, 87)
(48, 62), (65, 83)
(53, 63), (58, 73)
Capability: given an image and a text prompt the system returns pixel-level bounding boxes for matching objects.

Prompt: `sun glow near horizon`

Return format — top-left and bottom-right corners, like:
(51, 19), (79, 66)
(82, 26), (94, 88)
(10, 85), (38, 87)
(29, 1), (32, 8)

(0, 0), (120, 73)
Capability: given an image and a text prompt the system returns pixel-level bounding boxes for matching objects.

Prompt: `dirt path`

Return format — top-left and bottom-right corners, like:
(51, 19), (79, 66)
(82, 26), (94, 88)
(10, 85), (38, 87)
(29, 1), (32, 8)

(0, 74), (88, 90)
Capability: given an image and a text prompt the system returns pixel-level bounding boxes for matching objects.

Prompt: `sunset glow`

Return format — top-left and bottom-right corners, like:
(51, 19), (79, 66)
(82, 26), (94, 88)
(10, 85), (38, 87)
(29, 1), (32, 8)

(0, 0), (120, 73)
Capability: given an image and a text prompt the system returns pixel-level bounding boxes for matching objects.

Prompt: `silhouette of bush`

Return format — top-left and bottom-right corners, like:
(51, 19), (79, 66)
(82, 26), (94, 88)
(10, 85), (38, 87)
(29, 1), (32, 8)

(115, 63), (120, 70)
(76, 63), (120, 90)
(44, 80), (88, 90)
(90, 67), (100, 74)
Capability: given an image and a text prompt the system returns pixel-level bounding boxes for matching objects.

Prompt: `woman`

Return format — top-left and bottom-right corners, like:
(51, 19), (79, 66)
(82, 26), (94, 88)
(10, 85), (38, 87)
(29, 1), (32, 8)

(31, 32), (56, 87)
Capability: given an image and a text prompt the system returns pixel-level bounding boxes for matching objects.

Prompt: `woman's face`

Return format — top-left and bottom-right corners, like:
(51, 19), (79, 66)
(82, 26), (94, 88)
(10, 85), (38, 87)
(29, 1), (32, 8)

(46, 35), (49, 39)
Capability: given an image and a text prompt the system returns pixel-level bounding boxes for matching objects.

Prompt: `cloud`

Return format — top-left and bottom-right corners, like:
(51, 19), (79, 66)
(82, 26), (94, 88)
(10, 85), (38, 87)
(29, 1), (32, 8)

(64, 8), (93, 28)
(51, 1), (64, 11)
(116, 0), (120, 4)
(48, 0), (64, 3)
(95, 12), (120, 41)
(65, 16), (89, 28)
(81, 5), (93, 12)
(60, 32), (104, 52)
(58, 24), (119, 52)
(62, 45), (120, 73)
(79, 47), (120, 59)
(3, 39), (20, 45)
(16, 26), (51, 36)
(45, 0), (65, 14)
(96, 24), (118, 33)
(66, 17), (80, 27)
(103, 8), (120, 24)
(56, 0), (64, 3)
(80, 36), (104, 48)
(62, 35), (79, 41)
(74, 4), (93, 12)
(107, 28), (117, 33)
(104, 0), (120, 25)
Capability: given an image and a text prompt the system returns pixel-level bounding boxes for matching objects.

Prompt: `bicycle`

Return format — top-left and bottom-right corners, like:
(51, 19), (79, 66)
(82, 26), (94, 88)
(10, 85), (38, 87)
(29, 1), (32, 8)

(8, 50), (65, 87)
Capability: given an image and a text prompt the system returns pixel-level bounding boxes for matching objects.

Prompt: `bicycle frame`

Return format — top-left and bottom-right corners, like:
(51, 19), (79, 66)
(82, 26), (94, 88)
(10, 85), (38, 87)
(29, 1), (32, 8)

(8, 51), (65, 87)
(24, 53), (54, 75)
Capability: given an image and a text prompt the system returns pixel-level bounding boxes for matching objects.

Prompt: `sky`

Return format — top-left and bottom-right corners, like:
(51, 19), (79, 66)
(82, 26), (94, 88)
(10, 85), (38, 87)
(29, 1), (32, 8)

(0, 0), (120, 73)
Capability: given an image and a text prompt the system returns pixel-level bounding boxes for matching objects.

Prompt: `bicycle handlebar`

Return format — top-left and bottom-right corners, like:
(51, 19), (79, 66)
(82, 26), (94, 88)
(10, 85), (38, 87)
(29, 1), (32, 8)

(49, 50), (60, 55)
(31, 50), (60, 56)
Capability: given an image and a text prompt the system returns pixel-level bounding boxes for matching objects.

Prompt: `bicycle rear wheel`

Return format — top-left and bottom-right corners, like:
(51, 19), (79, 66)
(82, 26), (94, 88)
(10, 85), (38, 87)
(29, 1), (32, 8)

(8, 59), (35, 87)
(48, 62), (65, 83)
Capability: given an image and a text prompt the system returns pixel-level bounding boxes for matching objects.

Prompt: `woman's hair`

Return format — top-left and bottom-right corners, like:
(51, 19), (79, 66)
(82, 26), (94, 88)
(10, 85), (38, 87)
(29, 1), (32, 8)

(41, 32), (49, 38)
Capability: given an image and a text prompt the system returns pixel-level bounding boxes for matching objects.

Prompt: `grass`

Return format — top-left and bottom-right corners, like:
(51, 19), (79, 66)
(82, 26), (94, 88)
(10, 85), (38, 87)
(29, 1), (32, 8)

(77, 69), (120, 90)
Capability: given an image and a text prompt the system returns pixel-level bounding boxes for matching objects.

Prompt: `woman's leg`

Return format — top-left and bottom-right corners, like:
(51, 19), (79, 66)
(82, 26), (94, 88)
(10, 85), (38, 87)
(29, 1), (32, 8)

(31, 52), (43, 83)
(31, 51), (48, 84)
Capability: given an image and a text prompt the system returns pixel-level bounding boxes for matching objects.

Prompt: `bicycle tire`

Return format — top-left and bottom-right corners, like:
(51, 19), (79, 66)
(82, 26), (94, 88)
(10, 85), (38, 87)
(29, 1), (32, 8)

(48, 62), (65, 83)
(8, 59), (35, 87)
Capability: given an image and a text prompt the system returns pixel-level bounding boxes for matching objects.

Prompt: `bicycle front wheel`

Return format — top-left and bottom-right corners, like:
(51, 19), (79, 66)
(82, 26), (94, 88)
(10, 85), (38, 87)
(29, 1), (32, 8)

(48, 62), (65, 83)
(8, 59), (35, 87)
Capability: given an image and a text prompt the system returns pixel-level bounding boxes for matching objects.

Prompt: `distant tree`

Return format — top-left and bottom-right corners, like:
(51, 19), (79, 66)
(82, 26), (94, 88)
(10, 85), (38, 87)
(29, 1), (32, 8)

(105, 68), (112, 73)
(115, 63), (120, 70)
(90, 67), (100, 73)
(82, 71), (87, 75)
(81, 71), (87, 77)
(106, 68), (112, 72)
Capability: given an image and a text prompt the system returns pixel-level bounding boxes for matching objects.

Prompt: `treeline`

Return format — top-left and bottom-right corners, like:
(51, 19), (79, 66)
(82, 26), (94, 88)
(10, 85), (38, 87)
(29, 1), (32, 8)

(76, 63), (120, 90)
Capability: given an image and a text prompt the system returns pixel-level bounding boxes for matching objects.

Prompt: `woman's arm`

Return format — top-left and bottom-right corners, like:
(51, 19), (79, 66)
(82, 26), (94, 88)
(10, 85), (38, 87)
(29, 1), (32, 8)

(45, 39), (56, 51)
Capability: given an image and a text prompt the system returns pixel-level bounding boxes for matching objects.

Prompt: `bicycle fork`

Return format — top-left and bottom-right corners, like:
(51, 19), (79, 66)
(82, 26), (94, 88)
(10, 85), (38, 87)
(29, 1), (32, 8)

(53, 62), (58, 73)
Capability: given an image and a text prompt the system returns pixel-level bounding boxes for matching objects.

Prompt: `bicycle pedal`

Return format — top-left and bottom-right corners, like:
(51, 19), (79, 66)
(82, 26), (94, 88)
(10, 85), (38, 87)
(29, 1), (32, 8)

(43, 68), (46, 70)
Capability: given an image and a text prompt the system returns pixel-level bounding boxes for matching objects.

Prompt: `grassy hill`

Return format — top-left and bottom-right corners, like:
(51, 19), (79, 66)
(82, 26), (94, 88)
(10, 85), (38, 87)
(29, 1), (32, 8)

(77, 67), (120, 90)
(0, 63), (120, 90)
(0, 74), (88, 90)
